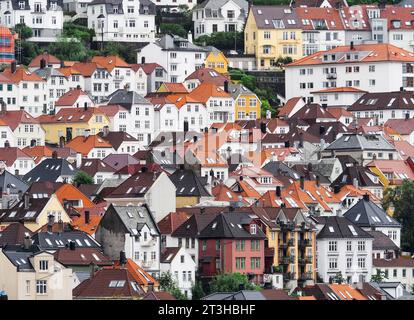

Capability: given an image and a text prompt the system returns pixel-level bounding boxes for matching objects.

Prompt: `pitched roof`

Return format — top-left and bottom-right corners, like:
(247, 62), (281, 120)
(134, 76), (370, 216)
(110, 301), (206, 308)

(189, 82), (230, 102)
(29, 52), (61, 68)
(169, 168), (211, 197)
(325, 133), (396, 151)
(78, 158), (116, 176)
(53, 248), (112, 266)
(0, 223), (33, 246)
(288, 44), (414, 67)
(106, 89), (151, 111)
(366, 160), (414, 181)
(158, 82), (188, 93)
(22, 145), (54, 163)
(316, 216), (373, 239)
(65, 135), (113, 156)
(311, 86), (367, 94)
(102, 153), (140, 171)
(112, 258), (159, 287)
(278, 97), (303, 117)
(71, 62), (101, 77)
(295, 7), (344, 30)
(343, 196), (401, 228)
(349, 91), (414, 112)
(2, 66), (44, 83)
(0, 110), (39, 131)
(373, 257), (414, 268)
(171, 212), (219, 238)
(32, 230), (101, 250)
(55, 88), (91, 106)
(0, 147), (32, 166)
(185, 68), (229, 86)
(91, 55), (129, 72)
(37, 107), (105, 124)
(0, 170), (29, 194)
(385, 118), (414, 135)
(367, 230), (400, 251)
(157, 212), (190, 235)
(129, 63), (165, 74)
(160, 247), (180, 263)
(329, 284), (367, 300)
(98, 131), (138, 150)
(23, 158), (78, 183)
(250, 5), (302, 29)
(143, 291), (176, 300)
(0, 197), (50, 223)
(393, 140), (414, 160)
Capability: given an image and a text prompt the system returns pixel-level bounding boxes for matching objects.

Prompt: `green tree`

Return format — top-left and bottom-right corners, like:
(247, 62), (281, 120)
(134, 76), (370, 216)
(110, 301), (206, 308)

(62, 22), (95, 44)
(240, 74), (256, 92)
(13, 23), (33, 40)
(209, 273), (260, 293)
(101, 42), (136, 63)
(382, 180), (414, 251)
(371, 269), (388, 283)
(48, 38), (91, 61)
(191, 281), (205, 300)
(194, 32), (244, 52)
(72, 171), (94, 186)
(159, 23), (187, 38)
(332, 272), (345, 284)
(20, 41), (40, 66)
(158, 271), (187, 300)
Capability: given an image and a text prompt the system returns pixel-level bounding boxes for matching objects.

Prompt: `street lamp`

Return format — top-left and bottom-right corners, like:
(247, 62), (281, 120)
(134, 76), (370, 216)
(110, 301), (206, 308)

(97, 14), (105, 51)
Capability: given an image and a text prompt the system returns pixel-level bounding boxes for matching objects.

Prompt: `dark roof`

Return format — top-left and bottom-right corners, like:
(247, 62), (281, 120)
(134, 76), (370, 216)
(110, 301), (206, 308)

(198, 212), (266, 239)
(23, 158), (78, 183)
(316, 216), (373, 239)
(169, 168), (211, 197)
(373, 257), (414, 268)
(291, 104), (336, 125)
(98, 131), (138, 151)
(260, 289), (296, 300)
(105, 171), (161, 198)
(53, 248), (112, 266)
(330, 165), (381, 188)
(1, 244), (42, 270)
(203, 290), (266, 300)
(305, 121), (350, 144)
(102, 153), (140, 171)
(73, 268), (145, 298)
(348, 91), (414, 112)
(0, 197), (50, 223)
(160, 247), (180, 263)
(367, 230), (400, 251)
(106, 89), (151, 111)
(78, 159), (116, 177)
(343, 197), (401, 228)
(0, 170), (29, 194)
(325, 133), (396, 151)
(171, 212), (218, 238)
(31, 230), (101, 250)
(0, 223), (33, 247)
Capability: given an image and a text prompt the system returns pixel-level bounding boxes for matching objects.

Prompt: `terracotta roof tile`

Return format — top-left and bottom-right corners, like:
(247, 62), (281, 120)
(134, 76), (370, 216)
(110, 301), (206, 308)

(91, 55), (129, 72)
(65, 134), (113, 156)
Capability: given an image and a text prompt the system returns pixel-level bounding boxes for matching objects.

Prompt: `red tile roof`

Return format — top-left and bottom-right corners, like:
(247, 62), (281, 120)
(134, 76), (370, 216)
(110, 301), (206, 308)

(278, 97), (303, 117)
(157, 212), (190, 234)
(311, 87), (367, 94)
(29, 52), (61, 68)
(130, 63), (165, 74)
(91, 55), (129, 72)
(296, 7), (344, 30)
(65, 135), (113, 156)
(37, 107), (106, 124)
(185, 67), (229, 86)
(189, 83), (230, 102)
(0, 147), (32, 166)
(55, 88), (91, 107)
(2, 66), (44, 83)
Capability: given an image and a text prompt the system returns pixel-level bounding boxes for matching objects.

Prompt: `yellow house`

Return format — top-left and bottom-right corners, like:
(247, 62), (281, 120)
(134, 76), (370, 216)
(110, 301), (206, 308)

(205, 50), (229, 74)
(38, 107), (110, 144)
(244, 5), (303, 70)
(228, 83), (261, 120)
(0, 194), (71, 232)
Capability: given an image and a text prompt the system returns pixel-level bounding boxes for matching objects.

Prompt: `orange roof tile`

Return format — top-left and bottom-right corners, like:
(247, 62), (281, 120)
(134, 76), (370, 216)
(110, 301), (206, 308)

(311, 87), (367, 94)
(329, 284), (367, 300)
(112, 259), (159, 288)
(287, 44), (414, 67)
(325, 107), (353, 119)
(55, 183), (95, 208)
(22, 145), (54, 163)
(37, 107), (106, 124)
(71, 214), (102, 235)
(189, 83), (230, 103)
(159, 82), (188, 93)
(55, 88), (90, 106)
(29, 52), (61, 68)
(65, 135), (113, 156)
(335, 185), (381, 203)
(0, 110), (39, 130)
(2, 66), (44, 83)
(278, 97), (303, 117)
(91, 55), (129, 72)
(295, 7), (344, 30)
(212, 183), (246, 202)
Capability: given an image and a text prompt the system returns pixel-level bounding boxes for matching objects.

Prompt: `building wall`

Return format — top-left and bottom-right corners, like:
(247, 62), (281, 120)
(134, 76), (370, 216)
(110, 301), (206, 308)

(176, 196), (199, 208)
(205, 51), (229, 74)
(234, 92), (261, 120)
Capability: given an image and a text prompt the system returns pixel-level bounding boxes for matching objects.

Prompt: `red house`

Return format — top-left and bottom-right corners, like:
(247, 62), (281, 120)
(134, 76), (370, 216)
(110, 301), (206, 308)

(198, 212), (266, 284)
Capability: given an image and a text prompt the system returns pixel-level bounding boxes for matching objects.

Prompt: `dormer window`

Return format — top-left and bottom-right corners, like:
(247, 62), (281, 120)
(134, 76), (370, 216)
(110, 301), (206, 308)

(392, 20), (401, 28)
(179, 41), (188, 48)
(250, 224), (257, 235)
(50, 1), (57, 10)
(19, 1), (25, 9)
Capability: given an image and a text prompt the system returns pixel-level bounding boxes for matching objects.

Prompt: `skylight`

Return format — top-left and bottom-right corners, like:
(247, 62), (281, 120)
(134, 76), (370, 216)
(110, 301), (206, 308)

(328, 226), (334, 233)
(348, 225), (358, 236)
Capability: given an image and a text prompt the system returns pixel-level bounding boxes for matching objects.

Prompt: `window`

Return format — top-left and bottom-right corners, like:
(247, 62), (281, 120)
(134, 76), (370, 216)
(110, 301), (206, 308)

(251, 239), (260, 251)
(369, 65), (375, 72)
(328, 257), (338, 269)
(328, 241), (337, 252)
(36, 280), (47, 294)
(346, 241), (352, 251)
(346, 257), (352, 269)
(357, 257), (366, 269)
(264, 31), (270, 39)
(250, 224), (257, 234)
(357, 241), (365, 251)
(250, 257), (260, 269)
(26, 280), (30, 295)
(39, 260), (48, 271)
(236, 257), (246, 269)
(236, 240), (245, 251)
(202, 240), (207, 251)
(215, 240), (220, 250)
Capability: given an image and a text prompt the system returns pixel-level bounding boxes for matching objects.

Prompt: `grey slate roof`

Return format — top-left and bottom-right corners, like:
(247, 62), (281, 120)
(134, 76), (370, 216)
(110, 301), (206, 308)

(33, 67), (64, 80)
(154, 34), (208, 52)
(0, 170), (29, 194)
(250, 5), (302, 29)
(169, 168), (211, 197)
(107, 204), (159, 237)
(23, 158), (78, 183)
(203, 290), (266, 300)
(325, 133), (397, 151)
(348, 91), (414, 112)
(330, 165), (381, 188)
(198, 212), (266, 239)
(31, 230), (101, 250)
(316, 216), (373, 239)
(1, 244), (42, 270)
(343, 197), (401, 228)
(193, 0), (248, 20)
(262, 161), (301, 180)
(228, 83), (256, 100)
(367, 230), (400, 251)
(106, 89), (151, 111)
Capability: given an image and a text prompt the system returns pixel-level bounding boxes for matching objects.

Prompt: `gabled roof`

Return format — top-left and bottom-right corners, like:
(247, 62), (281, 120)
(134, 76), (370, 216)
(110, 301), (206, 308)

(189, 83), (230, 103)
(71, 62), (102, 77)
(65, 135), (113, 156)
(373, 257), (414, 268)
(91, 55), (129, 72)
(0, 223), (33, 246)
(2, 66), (44, 83)
(0, 110), (39, 131)
(129, 63), (165, 74)
(316, 216), (373, 239)
(32, 230), (101, 250)
(393, 140), (414, 160)
(157, 82), (188, 93)
(287, 44), (414, 67)
(185, 68), (228, 86)
(37, 107), (105, 124)
(0, 197), (50, 223)
(29, 52), (61, 68)
(55, 88), (91, 107)
(78, 158), (116, 176)
(0, 147), (32, 166)
(98, 131), (138, 150)
(367, 230), (400, 251)
(330, 164), (381, 188)
(278, 97), (303, 117)
(343, 196), (401, 228)
(0, 170), (29, 194)
(295, 7), (344, 30)
(54, 183), (96, 208)
(112, 258), (159, 287)
(325, 133), (396, 151)
(305, 121), (350, 143)
(349, 91), (414, 112)
(160, 247), (180, 263)
(157, 212), (190, 235)
(312, 86), (367, 94)
(103, 153), (140, 171)
(250, 5), (302, 29)
(366, 160), (414, 181)
(329, 284), (367, 300)
(212, 183), (243, 202)
(169, 168), (211, 197)
(198, 212), (266, 239)
(23, 158), (78, 183)
(53, 248), (112, 266)
(385, 118), (414, 135)
(73, 268), (145, 298)
(171, 212), (219, 238)
(291, 103), (336, 123)
(106, 89), (151, 110)
(22, 145), (54, 163)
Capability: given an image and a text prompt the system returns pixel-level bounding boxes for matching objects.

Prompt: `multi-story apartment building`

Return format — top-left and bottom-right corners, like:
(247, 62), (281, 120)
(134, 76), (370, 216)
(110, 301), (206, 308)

(0, 0), (64, 42)
(285, 43), (414, 101)
(130, 63), (167, 95)
(244, 5), (303, 70)
(192, 0), (248, 39)
(137, 34), (208, 83)
(315, 216), (374, 284)
(87, 0), (156, 43)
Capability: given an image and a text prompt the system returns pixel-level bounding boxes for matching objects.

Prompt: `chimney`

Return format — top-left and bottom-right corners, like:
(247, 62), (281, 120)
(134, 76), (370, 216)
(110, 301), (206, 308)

(284, 140), (290, 148)
(23, 236), (32, 250)
(85, 210), (90, 224)
(76, 153), (82, 168)
(363, 193), (370, 202)
(40, 58), (46, 69)
(103, 125), (109, 137)
(299, 176), (305, 190)
(400, 86), (404, 92)
(333, 184), (340, 194)
(30, 139), (36, 147)
(193, 135), (198, 143)
(350, 41), (354, 50)
(59, 136), (65, 148)
(120, 250), (127, 266)
(141, 166), (148, 173)
(183, 120), (189, 132)
(141, 56), (146, 64)
(24, 193), (30, 209)
(276, 186), (281, 197)
(319, 125), (325, 136)
(405, 113), (409, 120)
(353, 177), (359, 189)
(69, 240), (76, 250)
(4, 140), (10, 148)
(315, 175), (320, 187)
(260, 122), (266, 134)
(84, 102), (88, 111)
(187, 30), (193, 44)
(11, 61), (16, 74)
(224, 80), (229, 93)
(52, 150), (58, 159)
(89, 262), (96, 279)
(15, 169), (19, 176)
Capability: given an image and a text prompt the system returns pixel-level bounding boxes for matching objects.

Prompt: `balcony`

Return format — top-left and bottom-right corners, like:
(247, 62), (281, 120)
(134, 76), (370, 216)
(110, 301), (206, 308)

(283, 272), (296, 281)
(306, 255), (313, 264)
(287, 239), (295, 247)
(278, 256), (291, 265)
(326, 73), (337, 80)
(298, 239), (312, 248)
(300, 272), (313, 281)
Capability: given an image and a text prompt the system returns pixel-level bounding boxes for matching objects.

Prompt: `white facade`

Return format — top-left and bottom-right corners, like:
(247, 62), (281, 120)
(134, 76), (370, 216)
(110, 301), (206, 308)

(0, 0), (64, 42)
(302, 30), (346, 56)
(160, 247), (197, 299)
(317, 237), (373, 284)
(87, 0), (156, 43)
(192, 0), (248, 39)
